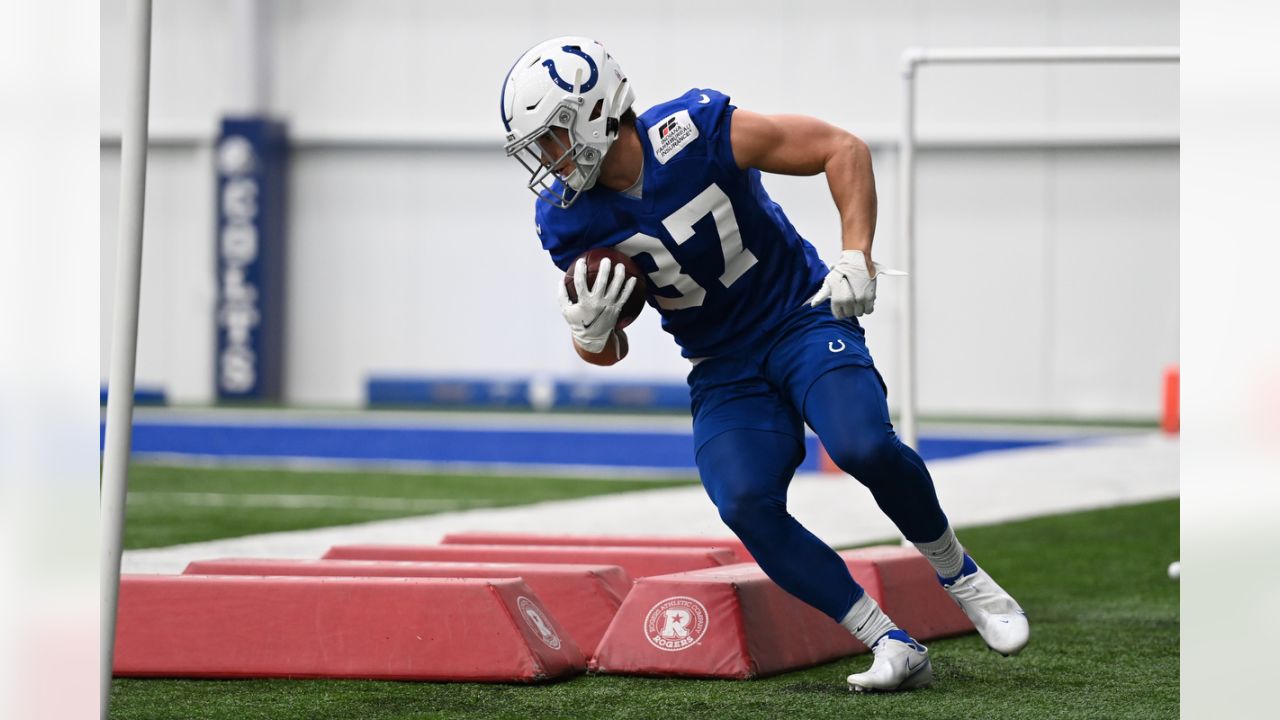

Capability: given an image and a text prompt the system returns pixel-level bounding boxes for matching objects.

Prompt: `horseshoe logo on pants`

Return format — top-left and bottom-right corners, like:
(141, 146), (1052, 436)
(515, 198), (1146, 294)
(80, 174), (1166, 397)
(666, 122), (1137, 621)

(829, 339), (846, 353)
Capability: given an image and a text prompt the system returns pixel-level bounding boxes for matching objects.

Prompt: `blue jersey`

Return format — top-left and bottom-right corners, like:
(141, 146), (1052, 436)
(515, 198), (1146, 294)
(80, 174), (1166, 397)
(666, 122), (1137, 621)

(537, 89), (829, 358)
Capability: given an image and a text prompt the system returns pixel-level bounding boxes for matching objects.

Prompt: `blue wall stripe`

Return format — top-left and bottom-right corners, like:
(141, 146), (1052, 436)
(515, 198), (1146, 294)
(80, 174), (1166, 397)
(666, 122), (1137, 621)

(365, 377), (692, 411)
(367, 378), (532, 407)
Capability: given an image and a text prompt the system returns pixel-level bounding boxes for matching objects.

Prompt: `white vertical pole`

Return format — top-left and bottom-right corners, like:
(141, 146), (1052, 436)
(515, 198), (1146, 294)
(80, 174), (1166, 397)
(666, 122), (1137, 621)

(897, 53), (920, 451)
(230, 0), (271, 114)
(894, 46), (1175, 454)
(101, 1), (152, 717)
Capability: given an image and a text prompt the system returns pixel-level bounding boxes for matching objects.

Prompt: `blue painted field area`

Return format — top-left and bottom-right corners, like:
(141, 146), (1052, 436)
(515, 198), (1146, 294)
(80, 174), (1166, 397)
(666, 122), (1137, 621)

(103, 419), (1068, 472)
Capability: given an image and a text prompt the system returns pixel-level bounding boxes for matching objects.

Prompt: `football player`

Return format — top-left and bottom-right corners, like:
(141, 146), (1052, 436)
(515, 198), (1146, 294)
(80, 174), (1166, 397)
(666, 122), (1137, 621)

(501, 37), (1029, 692)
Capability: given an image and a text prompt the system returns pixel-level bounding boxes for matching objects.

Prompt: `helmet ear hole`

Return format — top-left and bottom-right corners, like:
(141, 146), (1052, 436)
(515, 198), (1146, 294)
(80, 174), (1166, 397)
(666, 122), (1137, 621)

(588, 99), (604, 121)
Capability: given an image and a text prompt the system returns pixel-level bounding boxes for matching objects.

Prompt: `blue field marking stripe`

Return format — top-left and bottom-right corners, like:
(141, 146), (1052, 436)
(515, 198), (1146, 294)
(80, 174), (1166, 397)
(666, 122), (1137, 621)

(101, 421), (1067, 471)
(800, 437), (1061, 471)
(843, 436), (1068, 464)
(108, 423), (699, 469)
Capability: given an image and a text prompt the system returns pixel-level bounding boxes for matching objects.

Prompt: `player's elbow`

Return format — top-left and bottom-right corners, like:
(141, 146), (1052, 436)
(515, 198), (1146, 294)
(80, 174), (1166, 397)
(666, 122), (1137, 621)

(821, 130), (874, 186)
(830, 131), (870, 167)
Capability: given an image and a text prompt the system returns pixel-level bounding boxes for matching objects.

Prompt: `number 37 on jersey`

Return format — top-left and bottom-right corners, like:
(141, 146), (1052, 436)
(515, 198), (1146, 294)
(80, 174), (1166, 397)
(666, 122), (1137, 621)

(615, 183), (758, 310)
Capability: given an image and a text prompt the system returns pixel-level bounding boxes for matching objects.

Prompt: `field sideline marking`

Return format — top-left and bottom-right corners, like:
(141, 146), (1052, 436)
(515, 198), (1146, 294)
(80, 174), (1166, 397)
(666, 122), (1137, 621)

(130, 452), (701, 480)
(122, 433), (1178, 575)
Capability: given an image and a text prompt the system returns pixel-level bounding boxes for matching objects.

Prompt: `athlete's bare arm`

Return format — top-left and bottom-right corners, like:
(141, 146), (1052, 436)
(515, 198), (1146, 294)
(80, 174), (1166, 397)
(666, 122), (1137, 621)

(729, 110), (878, 273)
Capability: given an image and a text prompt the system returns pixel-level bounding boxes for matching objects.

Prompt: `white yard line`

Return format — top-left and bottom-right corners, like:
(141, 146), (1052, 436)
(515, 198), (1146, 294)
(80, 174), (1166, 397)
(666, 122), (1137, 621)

(122, 433), (1178, 575)
(129, 452), (699, 481)
(127, 492), (482, 512)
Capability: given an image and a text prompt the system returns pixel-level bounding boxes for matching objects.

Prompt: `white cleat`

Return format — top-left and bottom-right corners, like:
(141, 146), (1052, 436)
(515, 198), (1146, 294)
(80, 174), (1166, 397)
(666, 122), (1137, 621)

(941, 555), (1029, 657)
(846, 630), (933, 693)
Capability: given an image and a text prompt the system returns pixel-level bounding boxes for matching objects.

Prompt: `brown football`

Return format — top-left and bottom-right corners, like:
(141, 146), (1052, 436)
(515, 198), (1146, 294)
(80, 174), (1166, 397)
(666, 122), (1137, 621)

(564, 247), (649, 329)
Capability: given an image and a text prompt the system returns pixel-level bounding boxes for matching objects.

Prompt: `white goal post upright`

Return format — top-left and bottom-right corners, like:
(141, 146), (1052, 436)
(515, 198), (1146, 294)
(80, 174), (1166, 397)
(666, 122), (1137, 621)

(101, 1), (154, 718)
(896, 46), (1180, 450)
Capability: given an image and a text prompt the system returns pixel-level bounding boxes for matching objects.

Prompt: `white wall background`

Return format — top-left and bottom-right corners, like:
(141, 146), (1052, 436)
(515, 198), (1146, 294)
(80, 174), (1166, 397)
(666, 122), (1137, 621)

(101, 0), (1179, 419)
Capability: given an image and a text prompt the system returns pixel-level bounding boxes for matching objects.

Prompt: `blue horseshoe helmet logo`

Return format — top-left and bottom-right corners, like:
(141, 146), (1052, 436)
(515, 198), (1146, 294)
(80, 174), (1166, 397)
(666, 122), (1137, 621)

(543, 45), (599, 93)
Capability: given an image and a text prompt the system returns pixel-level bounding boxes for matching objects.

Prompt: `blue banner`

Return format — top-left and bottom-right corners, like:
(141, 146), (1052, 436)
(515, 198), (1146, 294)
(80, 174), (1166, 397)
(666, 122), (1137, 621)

(367, 377), (533, 408)
(215, 118), (288, 400)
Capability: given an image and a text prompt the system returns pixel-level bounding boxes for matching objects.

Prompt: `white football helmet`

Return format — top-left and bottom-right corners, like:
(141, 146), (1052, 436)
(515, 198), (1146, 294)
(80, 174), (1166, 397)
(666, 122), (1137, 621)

(500, 37), (635, 208)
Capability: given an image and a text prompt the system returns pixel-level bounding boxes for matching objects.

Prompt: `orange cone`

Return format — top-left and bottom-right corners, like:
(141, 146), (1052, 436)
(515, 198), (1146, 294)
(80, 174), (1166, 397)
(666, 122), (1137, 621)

(1162, 365), (1180, 434)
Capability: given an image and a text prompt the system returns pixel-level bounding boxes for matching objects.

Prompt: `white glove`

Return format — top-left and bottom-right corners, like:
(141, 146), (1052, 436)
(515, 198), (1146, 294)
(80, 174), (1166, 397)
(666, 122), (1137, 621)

(808, 250), (905, 319)
(557, 257), (638, 353)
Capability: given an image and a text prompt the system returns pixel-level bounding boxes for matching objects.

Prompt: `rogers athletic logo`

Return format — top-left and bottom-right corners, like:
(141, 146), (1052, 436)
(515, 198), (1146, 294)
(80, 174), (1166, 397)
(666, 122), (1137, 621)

(516, 596), (562, 650)
(644, 596), (709, 652)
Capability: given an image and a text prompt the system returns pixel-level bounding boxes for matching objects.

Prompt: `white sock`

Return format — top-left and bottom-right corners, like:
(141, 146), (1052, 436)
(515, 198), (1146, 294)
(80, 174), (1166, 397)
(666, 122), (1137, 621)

(914, 525), (965, 579)
(839, 592), (898, 648)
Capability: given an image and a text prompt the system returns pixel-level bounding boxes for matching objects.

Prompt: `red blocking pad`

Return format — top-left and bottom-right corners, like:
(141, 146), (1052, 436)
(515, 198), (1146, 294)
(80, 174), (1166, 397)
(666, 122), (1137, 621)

(183, 558), (629, 660)
(323, 544), (738, 579)
(591, 545), (974, 679)
(591, 562), (864, 678)
(114, 575), (585, 681)
(441, 532), (754, 563)
(840, 545), (974, 641)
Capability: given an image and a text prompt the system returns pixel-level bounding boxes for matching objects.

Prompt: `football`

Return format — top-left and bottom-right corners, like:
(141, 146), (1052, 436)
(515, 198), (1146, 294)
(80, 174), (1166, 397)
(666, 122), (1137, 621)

(564, 248), (648, 329)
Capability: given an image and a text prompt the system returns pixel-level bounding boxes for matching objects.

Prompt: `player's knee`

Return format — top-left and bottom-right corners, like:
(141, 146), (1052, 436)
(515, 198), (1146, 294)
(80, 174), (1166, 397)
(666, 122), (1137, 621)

(715, 488), (786, 534)
(826, 431), (898, 481)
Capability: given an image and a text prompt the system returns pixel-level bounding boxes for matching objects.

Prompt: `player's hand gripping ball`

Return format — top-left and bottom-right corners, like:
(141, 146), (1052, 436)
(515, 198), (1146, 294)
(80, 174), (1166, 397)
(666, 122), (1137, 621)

(562, 248), (648, 329)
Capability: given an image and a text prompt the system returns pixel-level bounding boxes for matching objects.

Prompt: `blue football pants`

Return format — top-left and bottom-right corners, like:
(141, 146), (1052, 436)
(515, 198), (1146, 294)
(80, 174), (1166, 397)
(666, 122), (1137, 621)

(694, 365), (949, 622)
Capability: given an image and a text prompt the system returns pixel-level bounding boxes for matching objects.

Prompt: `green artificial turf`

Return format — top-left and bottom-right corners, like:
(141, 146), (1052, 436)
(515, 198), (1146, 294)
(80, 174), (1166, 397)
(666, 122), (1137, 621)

(111, 498), (1179, 719)
(123, 464), (697, 549)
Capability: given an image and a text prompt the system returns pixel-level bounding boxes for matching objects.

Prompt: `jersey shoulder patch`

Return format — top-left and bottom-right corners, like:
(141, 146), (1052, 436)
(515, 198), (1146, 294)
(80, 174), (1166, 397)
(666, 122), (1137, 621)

(647, 109), (699, 165)
(640, 89), (732, 167)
